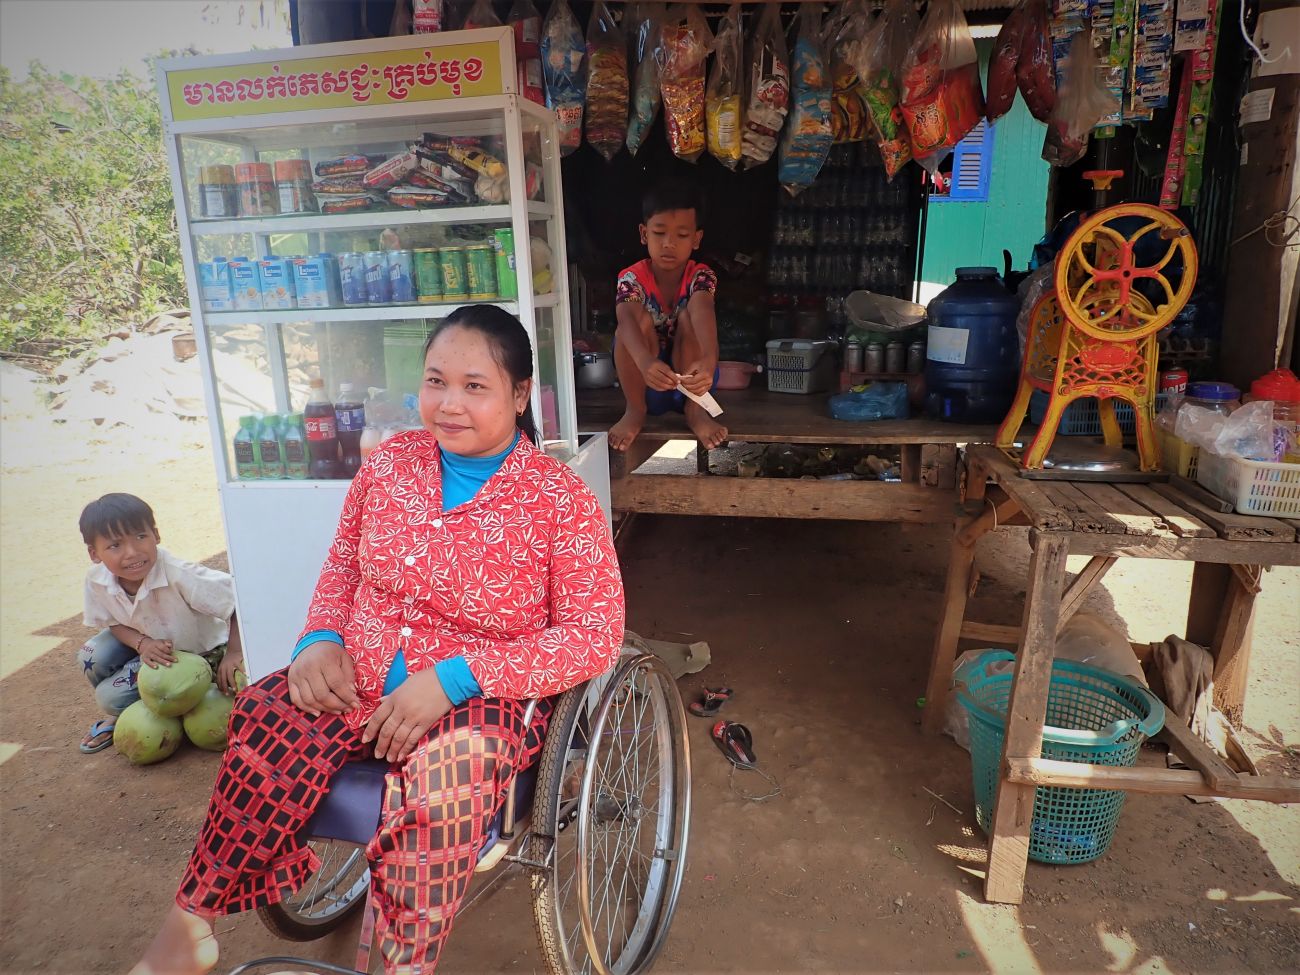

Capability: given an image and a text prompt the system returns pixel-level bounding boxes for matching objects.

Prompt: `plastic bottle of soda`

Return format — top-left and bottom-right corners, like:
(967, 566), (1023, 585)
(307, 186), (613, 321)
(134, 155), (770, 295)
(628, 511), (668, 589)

(281, 413), (310, 479)
(334, 382), (366, 478)
(304, 378), (339, 479)
(256, 413), (286, 478)
(233, 415), (260, 480)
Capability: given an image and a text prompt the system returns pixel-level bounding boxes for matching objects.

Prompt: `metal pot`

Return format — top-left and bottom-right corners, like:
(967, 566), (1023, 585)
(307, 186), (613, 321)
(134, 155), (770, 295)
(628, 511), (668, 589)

(574, 351), (617, 389)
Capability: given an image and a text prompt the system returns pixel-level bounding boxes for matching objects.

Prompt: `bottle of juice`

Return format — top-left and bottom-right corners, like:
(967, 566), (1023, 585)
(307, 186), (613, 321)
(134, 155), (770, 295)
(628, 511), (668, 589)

(334, 382), (366, 478)
(232, 415), (260, 480)
(256, 413), (287, 478)
(304, 377), (339, 479)
(282, 413), (310, 479)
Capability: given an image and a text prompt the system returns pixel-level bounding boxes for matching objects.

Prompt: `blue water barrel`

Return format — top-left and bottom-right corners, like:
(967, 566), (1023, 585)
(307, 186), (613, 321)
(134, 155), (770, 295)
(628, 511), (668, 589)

(924, 267), (1021, 423)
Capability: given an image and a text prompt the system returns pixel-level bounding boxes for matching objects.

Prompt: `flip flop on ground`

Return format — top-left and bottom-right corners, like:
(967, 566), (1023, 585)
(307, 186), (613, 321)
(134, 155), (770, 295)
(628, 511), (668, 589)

(79, 719), (115, 754)
(711, 720), (757, 769)
(689, 686), (734, 717)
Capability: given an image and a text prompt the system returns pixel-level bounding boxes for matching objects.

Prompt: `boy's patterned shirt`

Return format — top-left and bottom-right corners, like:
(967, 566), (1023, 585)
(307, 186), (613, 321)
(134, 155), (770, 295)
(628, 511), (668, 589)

(615, 259), (718, 352)
(300, 431), (624, 727)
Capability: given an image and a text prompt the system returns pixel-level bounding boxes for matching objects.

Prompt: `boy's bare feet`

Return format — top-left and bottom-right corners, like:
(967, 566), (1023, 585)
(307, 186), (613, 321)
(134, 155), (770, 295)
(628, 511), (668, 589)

(685, 402), (728, 450)
(609, 408), (646, 452)
(128, 906), (218, 975)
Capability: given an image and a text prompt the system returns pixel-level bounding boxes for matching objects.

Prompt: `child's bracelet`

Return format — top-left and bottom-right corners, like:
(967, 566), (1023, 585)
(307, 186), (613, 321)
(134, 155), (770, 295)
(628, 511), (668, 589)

(135, 634), (146, 652)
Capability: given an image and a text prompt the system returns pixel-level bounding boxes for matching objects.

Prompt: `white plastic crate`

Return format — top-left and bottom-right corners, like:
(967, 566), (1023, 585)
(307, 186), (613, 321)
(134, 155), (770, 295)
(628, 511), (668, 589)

(766, 339), (838, 395)
(1195, 451), (1300, 517)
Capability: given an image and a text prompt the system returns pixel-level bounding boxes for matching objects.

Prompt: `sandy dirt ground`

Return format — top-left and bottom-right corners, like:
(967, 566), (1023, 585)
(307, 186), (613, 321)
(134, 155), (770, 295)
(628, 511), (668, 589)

(1, 363), (1297, 975)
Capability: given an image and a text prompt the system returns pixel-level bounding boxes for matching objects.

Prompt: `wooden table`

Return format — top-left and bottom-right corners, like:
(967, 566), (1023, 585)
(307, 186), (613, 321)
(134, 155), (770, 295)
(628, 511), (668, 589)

(924, 444), (1300, 904)
(578, 387), (999, 524)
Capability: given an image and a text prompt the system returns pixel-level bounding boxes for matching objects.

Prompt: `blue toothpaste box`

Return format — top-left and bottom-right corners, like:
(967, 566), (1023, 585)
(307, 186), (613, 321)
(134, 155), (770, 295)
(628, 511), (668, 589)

(292, 254), (340, 308)
(227, 257), (262, 311)
(199, 258), (233, 312)
(257, 257), (297, 309)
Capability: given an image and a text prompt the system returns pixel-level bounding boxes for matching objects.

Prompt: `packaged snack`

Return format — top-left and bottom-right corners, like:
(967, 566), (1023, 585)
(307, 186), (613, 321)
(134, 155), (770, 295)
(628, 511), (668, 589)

(363, 151), (419, 190)
(899, 0), (985, 173)
(825, 0), (872, 143)
(658, 4), (712, 162)
(625, 3), (664, 155)
(851, 0), (915, 179)
(509, 0), (545, 104)
(778, 5), (834, 195)
(412, 0), (444, 34)
(986, 0), (1028, 122)
(388, 186), (452, 209)
(1016, 0), (1054, 123)
(541, 0), (587, 156)
(706, 4), (743, 167)
(314, 154), (375, 177)
(585, 1), (629, 162)
(447, 144), (507, 180)
(462, 0), (500, 29)
(1042, 29), (1119, 166)
(321, 194), (384, 215)
(741, 4), (789, 169)
(312, 175), (369, 195)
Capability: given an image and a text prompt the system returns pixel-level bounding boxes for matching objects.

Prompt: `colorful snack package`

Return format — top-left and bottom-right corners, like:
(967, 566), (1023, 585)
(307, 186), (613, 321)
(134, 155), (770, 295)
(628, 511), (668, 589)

(986, 0), (1028, 122)
(658, 4), (712, 162)
(741, 4), (790, 169)
(314, 154), (375, 177)
(585, 1), (629, 162)
(778, 6), (834, 195)
(899, 0), (985, 173)
(541, 0), (587, 156)
(364, 151), (419, 190)
(706, 4), (744, 168)
(508, 0), (545, 104)
(625, 3), (664, 155)
(411, 0), (444, 34)
(462, 0), (500, 29)
(1016, 0), (1055, 123)
(851, 0), (916, 179)
(825, 0), (872, 143)
(1042, 30), (1119, 166)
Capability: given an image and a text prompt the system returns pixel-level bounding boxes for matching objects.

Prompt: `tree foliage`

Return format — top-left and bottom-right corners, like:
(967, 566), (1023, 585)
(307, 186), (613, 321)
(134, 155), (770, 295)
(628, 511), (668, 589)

(0, 65), (186, 353)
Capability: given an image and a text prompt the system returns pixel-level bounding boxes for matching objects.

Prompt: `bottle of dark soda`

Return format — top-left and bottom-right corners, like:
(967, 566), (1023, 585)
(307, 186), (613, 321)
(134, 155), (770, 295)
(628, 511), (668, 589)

(304, 377), (339, 479)
(334, 382), (366, 478)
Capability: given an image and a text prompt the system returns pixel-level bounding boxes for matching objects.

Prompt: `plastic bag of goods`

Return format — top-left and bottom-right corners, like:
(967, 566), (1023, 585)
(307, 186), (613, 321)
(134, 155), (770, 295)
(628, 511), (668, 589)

(778, 5), (834, 195)
(1017, 0), (1054, 123)
(825, 0), (872, 143)
(658, 4), (713, 162)
(509, 0), (545, 103)
(899, 0), (985, 173)
(1042, 30), (1118, 167)
(542, 0), (588, 156)
(828, 381), (910, 421)
(585, 2), (628, 162)
(412, 0), (445, 34)
(985, 0), (1027, 122)
(462, 0), (500, 29)
(851, 0), (916, 180)
(740, 5), (790, 169)
(625, 3), (665, 155)
(706, 4), (744, 168)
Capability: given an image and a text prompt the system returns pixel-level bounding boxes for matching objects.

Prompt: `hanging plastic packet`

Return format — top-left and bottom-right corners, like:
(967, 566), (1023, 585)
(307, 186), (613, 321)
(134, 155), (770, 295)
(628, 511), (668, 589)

(585, 1), (628, 162)
(899, 0), (985, 173)
(462, 0), (500, 29)
(778, 6), (834, 195)
(412, 0), (444, 34)
(986, 0), (1028, 122)
(1042, 30), (1119, 167)
(508, 0), (545, 104)
(740, 4), (790, 170)
(625, 3), (664, 155)
(1017, 0), (1054, 123)
(658, 4), (712, 162)
(851, 0), (916, 180)
(541, 0), (587, 156)
(706, 4), (743, 168)
(825, 0), (872, 143)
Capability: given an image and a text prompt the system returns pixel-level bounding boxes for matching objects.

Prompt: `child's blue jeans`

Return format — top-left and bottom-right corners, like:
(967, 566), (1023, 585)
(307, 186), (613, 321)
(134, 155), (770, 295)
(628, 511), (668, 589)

(78, 630), (141, 716)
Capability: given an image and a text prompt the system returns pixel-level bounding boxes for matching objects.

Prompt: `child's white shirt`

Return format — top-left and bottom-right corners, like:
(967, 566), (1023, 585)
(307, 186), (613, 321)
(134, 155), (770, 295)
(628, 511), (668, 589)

(83, 547), (235, 653)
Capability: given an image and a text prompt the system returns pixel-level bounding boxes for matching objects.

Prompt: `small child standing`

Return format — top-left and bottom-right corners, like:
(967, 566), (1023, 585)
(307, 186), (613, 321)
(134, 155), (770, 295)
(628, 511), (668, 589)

(610, 182), (728, 452)
(77, 493), (243, 753)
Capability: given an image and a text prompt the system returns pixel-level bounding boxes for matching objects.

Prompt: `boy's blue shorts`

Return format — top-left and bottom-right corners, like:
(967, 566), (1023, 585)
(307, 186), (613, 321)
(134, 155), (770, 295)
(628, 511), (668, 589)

(641, 347), (721, 416)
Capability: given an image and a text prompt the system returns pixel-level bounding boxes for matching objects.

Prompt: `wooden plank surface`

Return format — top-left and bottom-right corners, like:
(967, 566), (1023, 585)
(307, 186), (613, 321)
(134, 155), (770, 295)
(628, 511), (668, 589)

(1059, 531), (1300, 564)
(1116, 483), (1215, 538)
(1074, 482), (1170, 536)
(1172, 475), (1235, 512)
(959, 621), (1021, 644)
(1041, 482), (1128, 533)
(579, 387), (1000, 445)
(612, 474), (956, 523)
(1006, 757), (1300, 803)
(1150, 482), (1297, 542)
(1154, 715), (1240, 793)
(966, 445), (1074, 531)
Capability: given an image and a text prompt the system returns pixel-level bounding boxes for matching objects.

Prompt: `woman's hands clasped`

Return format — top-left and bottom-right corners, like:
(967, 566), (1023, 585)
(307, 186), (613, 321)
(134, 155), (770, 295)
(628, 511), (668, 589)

(363, 669), (453, 763)
(287, 641), (359, 716)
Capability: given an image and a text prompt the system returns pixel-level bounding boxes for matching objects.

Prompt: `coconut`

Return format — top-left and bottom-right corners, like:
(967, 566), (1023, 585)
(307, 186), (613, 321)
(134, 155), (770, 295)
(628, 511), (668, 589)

(114, 700), (184, 765)
(138, 650), (212, 717)
(182, 684), (235, 751)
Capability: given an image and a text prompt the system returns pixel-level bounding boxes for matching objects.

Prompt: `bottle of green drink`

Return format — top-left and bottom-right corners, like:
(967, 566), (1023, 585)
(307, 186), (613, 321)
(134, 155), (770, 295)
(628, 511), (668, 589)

(282, 413), (310, 479)
(233, 415), (260, 480)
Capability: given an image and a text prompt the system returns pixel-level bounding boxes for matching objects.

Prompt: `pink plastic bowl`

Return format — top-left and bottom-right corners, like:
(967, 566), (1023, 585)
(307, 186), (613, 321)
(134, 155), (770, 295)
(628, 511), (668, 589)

(717, 361), (759, 390)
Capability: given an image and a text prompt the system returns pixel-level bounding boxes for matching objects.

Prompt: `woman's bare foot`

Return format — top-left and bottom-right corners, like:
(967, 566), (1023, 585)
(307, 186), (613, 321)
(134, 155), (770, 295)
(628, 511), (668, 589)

(608, 407), (646, 452)
(685, 402), (728, 450)
(128, 906), (219, 975)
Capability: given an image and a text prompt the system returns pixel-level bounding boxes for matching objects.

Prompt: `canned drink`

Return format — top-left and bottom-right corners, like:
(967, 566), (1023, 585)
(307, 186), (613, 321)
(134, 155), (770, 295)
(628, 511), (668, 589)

(337, 252), (368, 306)
(906, 340), (926, 374)
(492, 228), (517, 299)
(387, 249), (416, 304)
(364, 250), (391, 304)
(440, 247), (469, 299)
(466, 243), (497, 300)
(1160, 368), (1189, 396)
(414, 248), (442, 303)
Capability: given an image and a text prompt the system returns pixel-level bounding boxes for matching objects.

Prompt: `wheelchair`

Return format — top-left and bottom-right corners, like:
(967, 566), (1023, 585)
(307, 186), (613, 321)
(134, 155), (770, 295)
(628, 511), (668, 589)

(230, 652), (691, 975)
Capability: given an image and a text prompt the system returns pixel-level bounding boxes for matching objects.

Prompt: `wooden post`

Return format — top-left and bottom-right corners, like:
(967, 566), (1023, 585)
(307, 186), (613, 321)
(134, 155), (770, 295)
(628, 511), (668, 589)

(1186, 562), (1260, 728)
(901, 443), (923, 483)
(984, 532), (1071, 905)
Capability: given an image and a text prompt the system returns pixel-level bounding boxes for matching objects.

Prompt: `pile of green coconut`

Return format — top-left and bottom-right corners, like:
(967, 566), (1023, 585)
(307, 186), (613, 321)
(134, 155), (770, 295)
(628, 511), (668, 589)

(114, 651), (242, 764)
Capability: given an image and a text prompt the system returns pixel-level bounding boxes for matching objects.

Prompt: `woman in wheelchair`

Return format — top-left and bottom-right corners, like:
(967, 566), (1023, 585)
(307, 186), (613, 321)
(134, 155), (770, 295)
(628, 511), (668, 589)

(132, 305), (625, 975)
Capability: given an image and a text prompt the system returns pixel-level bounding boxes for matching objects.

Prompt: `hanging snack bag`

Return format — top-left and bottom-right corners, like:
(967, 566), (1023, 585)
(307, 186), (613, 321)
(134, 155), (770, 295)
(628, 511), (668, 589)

(462, 0), (500, 29)
(626, 4), (664, 155)
(1017, 0), (1055, 124)
(778, 6), (834, 195)
(1042, 30), (1120, 167)
(899, 0), (985, 173)
(851, 0), (916, 180)
(740, 4), (790, 169)
(826, 0), (872, 144)
(658, 4), (712, 162)
(585, 1), (629, 162)
(509, 0), (545, 104)
(706, 4), (744, 168)
(986, 0), (1027, 122)
(542, 0), (587, 156)
(412, 0), (444, 34)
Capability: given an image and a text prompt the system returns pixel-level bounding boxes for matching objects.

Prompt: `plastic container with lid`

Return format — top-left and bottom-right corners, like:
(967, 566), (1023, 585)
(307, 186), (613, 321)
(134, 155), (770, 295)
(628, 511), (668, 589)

(198, 165), (237, 219)
(1184, 381), (1241, 417)
(924, 267), (1020, 423)
(274, 159), (317, 213)
(1247, 369), (1300, 463)
(235, 162), (279, 217)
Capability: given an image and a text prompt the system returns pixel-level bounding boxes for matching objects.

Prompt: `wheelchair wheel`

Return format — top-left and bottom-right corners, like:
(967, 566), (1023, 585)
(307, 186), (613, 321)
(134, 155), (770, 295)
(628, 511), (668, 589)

(531, 653), (692, 975)
(257, 839), (370, 941)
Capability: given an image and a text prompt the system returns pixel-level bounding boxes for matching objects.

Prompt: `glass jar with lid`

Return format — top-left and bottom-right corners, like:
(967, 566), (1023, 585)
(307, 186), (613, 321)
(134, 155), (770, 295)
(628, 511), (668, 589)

(1184, 381), (1240, 417)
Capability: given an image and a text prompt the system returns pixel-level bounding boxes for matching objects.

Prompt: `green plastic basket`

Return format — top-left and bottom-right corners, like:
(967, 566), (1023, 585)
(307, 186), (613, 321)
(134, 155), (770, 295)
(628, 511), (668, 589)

(955, 651), (1165, 864)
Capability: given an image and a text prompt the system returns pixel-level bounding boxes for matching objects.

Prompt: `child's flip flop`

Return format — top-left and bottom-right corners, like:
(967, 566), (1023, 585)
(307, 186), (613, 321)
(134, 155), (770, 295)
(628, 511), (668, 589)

(711, 720), (757, 769)
(689, 686), (733, 717)
(79, 719), (115, 754)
